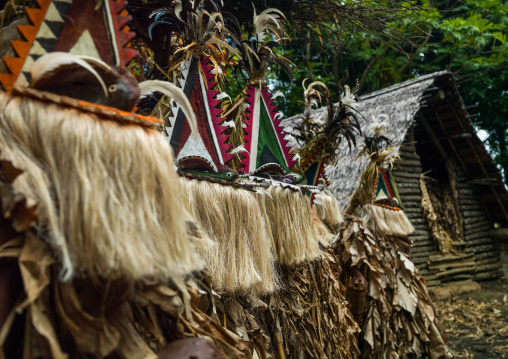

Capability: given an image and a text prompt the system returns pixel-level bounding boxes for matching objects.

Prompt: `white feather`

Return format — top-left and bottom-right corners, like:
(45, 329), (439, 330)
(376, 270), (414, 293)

(174, 2), (183, 21)
(366, 107), (389, 137)
(255, 188), (272, 198)
(292, 153), (301, 166)
(274, 112), (283, 119)
(253, 7), (286, 43)
(139, 80), (198, 139)
(271, 90), (286, 101)
(231, 144), (249, 154)
(30, 52), (108, 97)
(313, 199), (324, 207)
(340, 84), (356, 107)
(210, 66), (223, 75)
(216, 92), (231, 101)
(222, 120), (235, 129)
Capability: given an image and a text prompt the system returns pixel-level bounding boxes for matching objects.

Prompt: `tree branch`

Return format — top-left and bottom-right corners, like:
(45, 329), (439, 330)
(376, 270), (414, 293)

(358, 48), (386, 93)
(399, 31), (431, 75)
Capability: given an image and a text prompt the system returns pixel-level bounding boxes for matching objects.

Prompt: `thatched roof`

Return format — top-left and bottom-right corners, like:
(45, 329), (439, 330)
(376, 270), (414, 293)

(282, 71), (508, 226)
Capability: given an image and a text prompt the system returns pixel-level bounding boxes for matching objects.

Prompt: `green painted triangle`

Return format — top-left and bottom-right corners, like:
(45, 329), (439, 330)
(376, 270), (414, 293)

(256, 98), (289, 171)
(375, 172), (390, 201)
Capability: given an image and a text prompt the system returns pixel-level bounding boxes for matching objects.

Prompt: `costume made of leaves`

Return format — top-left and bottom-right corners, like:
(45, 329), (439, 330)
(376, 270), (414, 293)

(340, 119), (453, 359)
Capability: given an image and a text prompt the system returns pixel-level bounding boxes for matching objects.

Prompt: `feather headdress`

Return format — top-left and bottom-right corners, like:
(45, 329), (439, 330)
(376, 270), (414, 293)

(148, 0), (240, 75)
(225, 6), (293, 83)
(294, 80), (362, 170)
(364, 108), (391, 153)
(219, 7), (299, 182)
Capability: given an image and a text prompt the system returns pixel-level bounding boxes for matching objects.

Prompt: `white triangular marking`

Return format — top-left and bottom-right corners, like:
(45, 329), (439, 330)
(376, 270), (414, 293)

(69, 30), (101, 59)
(30, 41), (48, 56)
(19, 56), (35, 80)
(165, 60), (190, 139)
(37, 21), (57, 39)
(375, 187), (389, 201)
(16, 73), (29, 86)
(45, 2), (65, 22)
(176, 134), (218, 172)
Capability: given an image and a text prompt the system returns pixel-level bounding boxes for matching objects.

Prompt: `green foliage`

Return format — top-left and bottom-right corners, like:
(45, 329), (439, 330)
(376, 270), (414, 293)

(254, 0), (508, 185)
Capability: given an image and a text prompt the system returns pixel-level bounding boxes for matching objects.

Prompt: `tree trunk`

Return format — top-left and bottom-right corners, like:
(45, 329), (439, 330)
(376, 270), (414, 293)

(306, 31), (316, 82)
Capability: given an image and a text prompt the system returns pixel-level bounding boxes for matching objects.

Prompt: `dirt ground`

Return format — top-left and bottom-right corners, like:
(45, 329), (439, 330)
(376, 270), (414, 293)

(435, 251), (508, 358)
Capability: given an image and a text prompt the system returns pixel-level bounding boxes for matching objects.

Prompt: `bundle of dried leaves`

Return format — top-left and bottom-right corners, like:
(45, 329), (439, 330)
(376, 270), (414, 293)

(339, 215), (453, 358)
(420, 174), (457, 254)
(263, 243), (360, 359)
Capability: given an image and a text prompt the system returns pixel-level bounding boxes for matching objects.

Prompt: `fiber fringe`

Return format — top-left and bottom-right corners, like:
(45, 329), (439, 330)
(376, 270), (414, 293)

(0, 93), (205, 282)
(312, 213), (333, 246)
(180, 180), (327, 294)
(179, 178), (279, 295)
(261, 186), (322, 265)
(361, 204), (414, 236)
(312, 193), (343, 231)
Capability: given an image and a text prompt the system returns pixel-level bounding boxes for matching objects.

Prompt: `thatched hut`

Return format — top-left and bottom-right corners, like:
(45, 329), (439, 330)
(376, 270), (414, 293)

(284, 71), (508, 288)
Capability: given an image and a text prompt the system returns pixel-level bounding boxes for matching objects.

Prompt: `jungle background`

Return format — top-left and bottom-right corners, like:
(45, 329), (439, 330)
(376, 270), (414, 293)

(129, 0), (507, 189)
(245, 0), (508, 189)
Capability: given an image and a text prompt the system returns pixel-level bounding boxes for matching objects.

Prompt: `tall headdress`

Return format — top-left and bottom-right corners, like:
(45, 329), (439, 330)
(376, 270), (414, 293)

(293, 81), (362, 186)
(223, 7), (300, 183)
(346, 113), (413, 236)
(147, 0), (239, 180)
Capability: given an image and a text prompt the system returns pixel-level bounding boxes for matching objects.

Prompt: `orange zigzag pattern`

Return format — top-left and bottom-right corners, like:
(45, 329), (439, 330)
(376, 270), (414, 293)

(0, 0), (51, 91)
(112, 1), (138, 67)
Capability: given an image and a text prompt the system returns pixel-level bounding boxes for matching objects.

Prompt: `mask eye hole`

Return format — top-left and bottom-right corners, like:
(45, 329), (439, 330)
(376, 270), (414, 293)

(108, 84), (118, 93)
